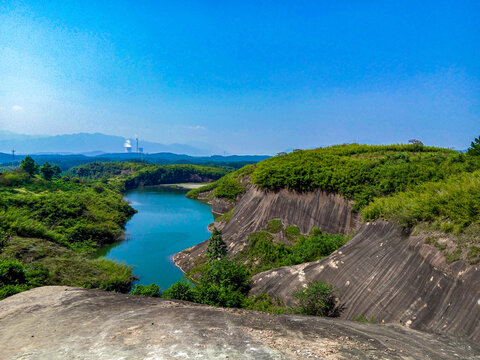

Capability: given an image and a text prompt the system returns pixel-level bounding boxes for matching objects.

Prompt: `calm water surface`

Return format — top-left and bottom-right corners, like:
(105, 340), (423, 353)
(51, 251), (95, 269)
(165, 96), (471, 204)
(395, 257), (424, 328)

(98, 186), (212, 289)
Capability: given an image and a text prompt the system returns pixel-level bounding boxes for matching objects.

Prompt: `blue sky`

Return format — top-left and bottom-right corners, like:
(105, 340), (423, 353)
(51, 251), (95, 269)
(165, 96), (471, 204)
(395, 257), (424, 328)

(0, 1), (479, 154)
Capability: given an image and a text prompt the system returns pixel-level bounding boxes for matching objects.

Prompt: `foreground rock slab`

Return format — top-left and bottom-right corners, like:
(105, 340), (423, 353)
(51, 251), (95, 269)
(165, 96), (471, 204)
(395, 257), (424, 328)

(0, 287), (478, 360)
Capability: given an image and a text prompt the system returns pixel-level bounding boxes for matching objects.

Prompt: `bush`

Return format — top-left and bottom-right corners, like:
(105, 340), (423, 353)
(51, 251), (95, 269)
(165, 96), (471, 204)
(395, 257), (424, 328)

(243, 293), (289, 314)
(0, 284), (29, 300)
(265, 219), (283, 233)
(293, 281), (340, 317)
(24, 263), (49, 287)
(163, 259), (251, 308)
(162, 281), (195, 301)
(284, 225), (300, 240)
(214, 176), (245, 201)
(130, 283), (162, 297)
(200, 259), (250, 294)
(0, 259), (26, 286)
(194, 283), (245, 307)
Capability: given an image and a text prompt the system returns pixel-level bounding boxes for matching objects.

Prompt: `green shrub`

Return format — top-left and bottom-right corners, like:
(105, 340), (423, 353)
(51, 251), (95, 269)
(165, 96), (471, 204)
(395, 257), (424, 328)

(130, 283), (162, 297)
(0, 284), (30, 300)
(24, 263), (49, 287)
(265, 219), (283, 233)
(216, 208), (235, 224)
(200, 260), (250, 294)
(194, 283), (245, 307)
(243, 293), (289, 314)
(467, 135), (480, 156)
(292, 281), (340, 317)
(214, 176), (245, 201)
(186, 165), (254, 201)
(163, 260), (251, 308)
(162, 281), (196, 301)
(284, 225), (300, 240)
(0, 259), (26, 286)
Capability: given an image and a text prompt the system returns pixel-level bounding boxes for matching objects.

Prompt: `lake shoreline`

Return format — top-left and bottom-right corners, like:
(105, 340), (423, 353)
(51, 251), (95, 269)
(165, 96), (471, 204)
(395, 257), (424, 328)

(158, 183), (208, 190)
(98, 186), (213, 289)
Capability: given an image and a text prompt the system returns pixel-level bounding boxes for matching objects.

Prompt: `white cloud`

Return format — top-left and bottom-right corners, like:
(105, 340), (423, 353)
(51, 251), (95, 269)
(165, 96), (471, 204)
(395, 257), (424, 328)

(183, 125), (206, 130)
(11, 105), (24, 112)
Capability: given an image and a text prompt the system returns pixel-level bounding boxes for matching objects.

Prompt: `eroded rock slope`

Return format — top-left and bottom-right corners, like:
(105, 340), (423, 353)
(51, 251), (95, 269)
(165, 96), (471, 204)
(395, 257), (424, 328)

(175, 186), (357, 273)
(1, 286), (479, 360)
(176, 184), (480, 342)
(251, 220), (480, 342)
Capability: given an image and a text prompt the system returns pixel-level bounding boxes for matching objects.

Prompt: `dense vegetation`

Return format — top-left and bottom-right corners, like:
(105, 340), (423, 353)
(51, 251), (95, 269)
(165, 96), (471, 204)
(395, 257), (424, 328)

(234, 225), (347, 274)
(362, 169), (480, 263)
(0, 176), (135, 253)
(252, 144), (480, 209)
(0, 158), (138, 298)
(1, 153), (269, 172)
(160, 229), (340, 315)
(69, 162), (230, 192)
(67, 161), (144, 179)
(186, 164), (255, 201)
(190, 144), (480, 210)
(0, 157), (247, 300)
(122, 164), (229, 190)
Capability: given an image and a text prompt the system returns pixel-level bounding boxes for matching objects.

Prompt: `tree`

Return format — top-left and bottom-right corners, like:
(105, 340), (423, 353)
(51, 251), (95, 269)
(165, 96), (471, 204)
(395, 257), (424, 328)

(206, 228), (227, 262)
(20, 156), (38, 176)
(408, 139), (424, 146)
(467, 136), (480, 156)
(40, 162), (55, 180)
(52, 164), (62, 178)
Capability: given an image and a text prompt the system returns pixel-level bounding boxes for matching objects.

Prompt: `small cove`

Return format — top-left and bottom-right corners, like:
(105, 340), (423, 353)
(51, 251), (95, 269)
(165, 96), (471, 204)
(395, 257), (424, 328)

(97, 186), (213, 290)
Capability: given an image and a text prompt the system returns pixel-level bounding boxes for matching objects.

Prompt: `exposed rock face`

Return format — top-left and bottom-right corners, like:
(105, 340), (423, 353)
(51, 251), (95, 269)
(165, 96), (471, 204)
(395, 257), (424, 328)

(175, 187), (357, 273)
(250, 220), (480, 342)
(1, 286), (479, 360)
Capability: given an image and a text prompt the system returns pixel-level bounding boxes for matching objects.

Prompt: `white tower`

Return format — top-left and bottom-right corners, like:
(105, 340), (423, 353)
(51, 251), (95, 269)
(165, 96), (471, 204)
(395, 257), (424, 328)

(124, 139), (132, 153)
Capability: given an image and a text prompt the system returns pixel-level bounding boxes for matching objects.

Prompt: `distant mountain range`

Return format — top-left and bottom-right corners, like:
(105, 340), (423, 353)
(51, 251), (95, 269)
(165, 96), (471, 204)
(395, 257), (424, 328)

(0, 152), (270, 171)
(0, 132), (224, 156)
(0, 131), (269, 170)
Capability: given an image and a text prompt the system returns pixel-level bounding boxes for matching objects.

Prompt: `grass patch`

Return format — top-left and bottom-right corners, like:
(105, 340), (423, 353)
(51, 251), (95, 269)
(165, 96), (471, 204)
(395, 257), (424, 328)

(216, 208), (235, 224)
(353, 315), (377, 323)
(363, 170), (480, 232)
(467, 246), (480, 265)
(444, 249), (462, 264)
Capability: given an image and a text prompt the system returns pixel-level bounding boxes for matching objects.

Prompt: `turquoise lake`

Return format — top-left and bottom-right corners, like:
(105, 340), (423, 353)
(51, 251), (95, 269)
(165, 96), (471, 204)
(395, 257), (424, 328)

(98, 186), (213, 290)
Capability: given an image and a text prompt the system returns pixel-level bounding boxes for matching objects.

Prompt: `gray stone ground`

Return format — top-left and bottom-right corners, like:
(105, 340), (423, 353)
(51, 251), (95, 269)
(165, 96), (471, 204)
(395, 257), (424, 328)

(0, 287), (479, 359)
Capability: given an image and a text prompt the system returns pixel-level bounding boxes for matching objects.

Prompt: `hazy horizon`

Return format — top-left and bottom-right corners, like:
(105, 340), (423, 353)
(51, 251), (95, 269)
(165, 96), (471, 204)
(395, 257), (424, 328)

(1, 1), (479, 153)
